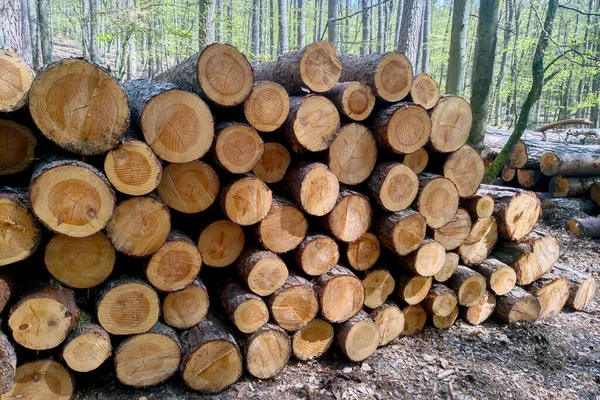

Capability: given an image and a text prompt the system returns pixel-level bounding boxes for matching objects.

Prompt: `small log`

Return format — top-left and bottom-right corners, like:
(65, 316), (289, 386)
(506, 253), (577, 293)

(104, 137), (162, 195)
(472, 258), (516, 296)
(156, 43), (253, 106)
(501, 165), (516, 182)
(463, 290), (496, 325)
(432, 306), (459, 329)
(0, 50), (35, 112)
(434, 252), (459, 282)
(433, 208), (472, 251)
(0, 331), (16, 394)
(403, 147), (429, 174)
(540, 149), (600, 177)
(429, 95), (472, 153)
(441, 145), (485, 197)
(220, 175), (273, 226)
(552, 263), (597, 310)
(401, 238), (446, 277)
(236, 248), (289, 295)
(447, 266), (486, 307)
(197, 220), (245, 267)
(517, 169), (542, 189)
(417, 173), (459, 229)
(335, 310), (380, 361)
(460, 194), (495, 219)
(29, 59), (129, 155)
(162, 279), (210, 329)
(313, 265), (364, 323)
(0, 120), (36, 175)
(9, 285), (79, 350)
(372, 102), (431, 154)
(0, 271), (15, 313)
(252, 142), (291, 183)
(590, 182), (600, 206)
(495, 286), (541, 323)
(4, 360), (73, 399)
(213, 123), (264, 174)
(508, 140), (528, 169)
(361, 268), (395, 309)
(255, 196), (308, 253)
(525, 275), (570, 319)
(394, 272), (432, 305)
(567, 217), (600, 238)
(283, 95), (340, 152)
(291, 318), (334, 360)
(366, 161), (419, 212)
(323, 82), (376, 121)
(323, 189), (373, 243)
(373, 209), (426, 256)
(328, 123), (378, 185)
(29, 158), (115, 238)
(243, 81), (290, 132)
(105, 195), (171, 257)
(220, 280), (269, 334)
(45, 232), (115, 289)
(96, 279), (160, 335)
(267, 273), (319, 331)
(409, 73), (440, 110)
(422, 284), (458, 317)
(179, 313), (243, 393)
(62, 323), (112, 373)
(0, 188), (41, 267)
(457, 217), (498, 266)
(549, 176), (600, 197)
(293, 234), (339, 276)
(370, 303), (405, 346)
(402, 304), (427, 335)
(285, 162), (340, 216)
(541, 197), (599, 216)
(345, 232), (380, 272)
(242, 323), (291, 379)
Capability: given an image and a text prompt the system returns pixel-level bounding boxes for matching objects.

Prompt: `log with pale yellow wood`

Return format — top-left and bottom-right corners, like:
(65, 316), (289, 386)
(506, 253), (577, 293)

(285, 162), (340, 216)
(433, 208), (472, 251)
(463, 290), (496, 325)
(432, 306), (459, 329)
(447, 266), (486, 307)
(197, 220), (245, 267)
(457, 217), (498, 266)
(361, 268), (395, 309)
(327, 123), (378, 185)
(439, 145), (485, 197)
(0, 188), (41, 267)
(366, 161), (419, 212)
(0, 331), (16, 394)
(401, 238), (446, 277)
(567, 217), (600, 238)
(212, 123), (264, 174)
(525, 274), (570, 319)
(267, 273), (319, 331)
(323, 82), (376, 121)
(401, 304), (427, 335)
(0, 120), (36, 176)
(472, 258), (516, 296)
(422, 284), (458, 317)
(370, 302), (405, 346)
(162, 279), (209, 329)
(255, 196), (308, 253)
(313, 265), (364, 323)
(434, 252), (459, 282)
(3, 360), (74, 400)
(335, 310), (380, 361)
(291, 318), (334, 361)
(551, 263), (597, 311)
(0, 50), (35, 112)
(243, 81), (290, 132)
(501, 165), (516, 182)
(417, 173), (459, 229)
(62, 323), (112, 373)
(495, 286), (540, 323)
(242, 323), (291, 379)
(252, 142), (291, 183)
(460, 193), (495, 219)
(293, 234), (339, 276)
(373, 102), (431, 154)
(428, 95), (472, 153)
(409, 73), (440, 109)
(323, 189), (372, 243)
(220, 175), (273, 226)
(394, 272), (432, 305)
(284, 95), (340, 152)
(236, 248), (289, 295)
(220, 280), (269, 334)
(403, 148), (429, 174)
(373, 209), (426, 256)
(517, 169), (542, 189)
(345, 232), (380, 272)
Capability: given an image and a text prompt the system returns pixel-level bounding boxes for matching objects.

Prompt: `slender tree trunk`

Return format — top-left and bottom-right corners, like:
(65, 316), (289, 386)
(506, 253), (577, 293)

(394, 0), (404, 48)
(591, 0), (600, 127)
(127, 0), (137, 79)
(251, 0), (259, 62)
(37, 0), (52, 64)
(27, 0), (38, 67)
(421, 0), (431, 73)
(328, 0), (339, 48)
(509, 4), (520, 122)
(82, 0), (90, 59)
(228, 0), (233, 44)
(297, 0), (305, 48)
(278, 0), (288, 54)
(217, 0), (224, 42)
(89, 0), (99, 63)
(445, 0), (469, 95)
(314, 0), (320, 42)
(199, 0), (216, 49)
(344, 0), (350, 53)
(414, 11), (422, 72)
(368, 0), (373, 53)
(19, 0), (32, 64)
(397, 0), (425, 66)
(361, 0), (369, 54)
(377, 1), (384, 53)
(493, 0), (514, 126)
(438, 1), (453, 88)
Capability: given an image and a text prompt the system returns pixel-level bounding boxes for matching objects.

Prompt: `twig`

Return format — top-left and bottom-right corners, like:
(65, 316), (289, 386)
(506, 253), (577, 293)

(320, 0), (393, 41)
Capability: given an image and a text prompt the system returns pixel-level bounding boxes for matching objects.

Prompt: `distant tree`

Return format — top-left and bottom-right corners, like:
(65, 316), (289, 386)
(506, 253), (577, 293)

(199, 0), (216, 49)
(298, 0), (305, 48)
(0, 0), (33, 63)
(251, 0), (259, 61)
(27, 0), (38, 67)
(446, 0), (469, 95)
(37, 0), (52, 64)
(397, 0), (425, 66)
(361, 0), (370, 54)
(493, 0), (514, 126)
(394, 0), (404, 48)
(328, 0), (339, 47)
(421, 0), (431, 72)
(278, 0), (289, 54)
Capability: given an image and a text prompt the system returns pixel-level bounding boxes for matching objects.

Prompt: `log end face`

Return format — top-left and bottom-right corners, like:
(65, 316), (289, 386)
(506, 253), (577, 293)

(104, 139), (162, 196)
(258, 202), (308, 253)
(322, 275), (365, 323)
(434, 252), (459, 282)
(300, 163), (340, 216)
(244, 81), (290, 132)
(399, 275), (432, 305)
(386, 104), (431, 154)
(508, 296), (541, 323)
(163, 284), (209, 329)
(0, 120), (37, 176)
(247, 256), (289, 296)
(4, 360), (73, 400)
(490, 267), (517, 296)
(432, 306), (459, 329)
(328, 193), (372, 243)
(458, 275), (487, 307)
(573, 276), (597, 311)
(0, 51), (35, 112)
(146, 238), (202, 292)
(299, 41), (342, 93)
(270, 286), (318, 331)
(292, 318), (334, 361)
(246, 328), (291, 379)
(341, 320), (380, 361)
(233, 299), (269, 333)
(215, 124), (264, 174)
(182, 340), (243, 393)
(505, 192), (541, 240)
(347, 233), (380, 272)
(224, 177), (273, 226)
(476, 195), (495, 219)
(0, 195), (41, 267)
(63, 331), (112, 373)
(443, 145), (484, 197)
(402, 304), (427, 335)
(508, 140), (528, 169)
(342, 82), (376, 121)
(430, 96), (472, 153)
(252, 142), (291, 183)
(403, 148), (429, 174)
(374, 52), (413, 102)
(410, 73), (441, 110)
(392, 212), (427, 256)
(293, 95), (340, 152)
(371, 304), (404, 346)
(413, 241), (446, 277)
(418, 177), (459, 229)
(379, 164), (419, 212)
(198, 220), (245, 267)
(328, 124), (377, 185)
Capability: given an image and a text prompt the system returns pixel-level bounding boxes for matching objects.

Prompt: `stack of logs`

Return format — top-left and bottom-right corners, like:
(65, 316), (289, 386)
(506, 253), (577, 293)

(0, 42), (596, 398)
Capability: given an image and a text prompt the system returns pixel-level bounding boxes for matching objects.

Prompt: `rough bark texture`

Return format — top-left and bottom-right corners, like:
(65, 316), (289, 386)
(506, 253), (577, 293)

(551, 262), (596, 310)
(0, 331), (16, 394)
(495, 286), (541, 323)
(374, 209), (427, 256)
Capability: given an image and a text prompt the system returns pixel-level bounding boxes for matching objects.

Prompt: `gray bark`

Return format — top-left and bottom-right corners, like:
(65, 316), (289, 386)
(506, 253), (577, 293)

(328, 0), (339, 48)
(82, 0), (89, 59)
(228, 0), (233, 44)
(446, 0), (469, 95)
(591, 0), (600, 127)
(127, 0), (137, 79)
(37, 0), (52, 64)
(397, 0), (425, 66)
(378, 0), (384, 53)
(493, 0), (514, 126)
(251, 0), (259, 62)
(361, 0), (370, 55)
(199, 0), (216, 49)
(394, 0), (404, 48)
(0, 0), (33, 63)
(421, 0), (431, 72)
(297, 0), (305, 48)
(28, 0), (38, 67)
(278, 0), (288, 54)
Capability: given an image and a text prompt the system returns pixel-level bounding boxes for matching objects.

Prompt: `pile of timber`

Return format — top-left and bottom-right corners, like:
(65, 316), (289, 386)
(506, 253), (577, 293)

(0, 44), (596, 397)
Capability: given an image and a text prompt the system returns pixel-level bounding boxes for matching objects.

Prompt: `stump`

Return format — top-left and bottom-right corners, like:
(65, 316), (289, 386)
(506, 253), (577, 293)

(220, 280), (269, 333)
(0, 188), (41, 267)
(434, 252), (459, 282)
(267, 273), (319, 331)
(255, 196), (308, 253)
(422, 284), (458, 317)
(162, 279), (210, 329)
(0, 120), (36, 176)
(242, 324), (291, 379)
(4, 360), (73, 400)
(366, 161), (419, 212)
(323, 82), (376, 121)
(291, 318), (334, 360)
(328, 123), (378, 185)
(323, 190), (372, 243)
(373, 102), (431, 154)
(285, 162), (340, 216)
(335, 310), (380, 361)
(252, 142), (291, 183)
(429, 95), (472, 153)
(432, 208), (472, 251)
(417, 173), (459, 228)
(472, 258), (516, 296)
(361, 268), (395, 309)
(373, 210), (427, 256)
(394, 273), (432, 305)
(243, 81), (290, 132)
(284, 95), (340, 152)
(552, 263), (596, 311)
(345, 232), (380, 272)
(463, 290), (496, 325)
(220, 175), (273, 226)
(409, 73), (440, 109)
(313, 266), (364, 323)
(293, 234), (339, 276)
(157, 161), (220, 213)
(197, 220), (245, 267)
(447, 266), (486, 307)
(0, 50), (35, 112)
(213, 123), (264, 174)
(370, 303), (405, 346)
(457, 217), (498, 266)
(402, 304), (427, 335)
(495, 286), (541, 323)
(236, 248), (289, 296)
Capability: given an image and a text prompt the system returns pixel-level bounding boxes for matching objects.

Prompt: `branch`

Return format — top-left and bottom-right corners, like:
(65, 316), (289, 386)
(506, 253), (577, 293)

(535, 118), (594, 132)
(320, 0), (393, 41)
(558, 4), (600, 17)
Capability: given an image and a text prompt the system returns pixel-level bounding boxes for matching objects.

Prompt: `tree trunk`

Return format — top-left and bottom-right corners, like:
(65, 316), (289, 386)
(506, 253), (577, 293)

(394, 0), (404, 48)
(445, 0), (469, 95)
(297, 0), (305, 48)
(278, 0), (289, 54)
(493, 0), (514, 126)
(37, 0), (52, 64)
(328, 0), (339, 47)
(0, 0), (32, 63)
(361, 0), (370, 55)
(421, 0), (431, 72)
(28, 0), (39, 67)
(397, 0), (425, 66)
(251, 0), (259, 62)
(199, 0), (216, 48)
(567, 218), (600, 238)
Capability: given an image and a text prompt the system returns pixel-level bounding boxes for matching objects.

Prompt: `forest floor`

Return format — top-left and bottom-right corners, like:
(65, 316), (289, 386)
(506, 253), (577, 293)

(75, 207), (600, 400)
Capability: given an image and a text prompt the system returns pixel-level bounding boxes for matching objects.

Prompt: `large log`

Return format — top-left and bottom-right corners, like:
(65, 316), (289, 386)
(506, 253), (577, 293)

(323, 189), (373, 243)
(0, 188), (41, 267)
(323, 82), (376, 121)
(432, 208), (472, 251)
(286, 161), (340, 216)
(328, 123), (378, 185)
(254, 41), (341, 93)
(123, 79), (214, 163)
(394, 272), (432, 305)
(447, 266), (486, 307)
(439, 145), (485, 197)
(0, 120), (36, 175)
(241, 323), (291, 379)
(428, 95), (472, 153)
(291, 318), (334, 360)
(0, 50), (35, 112)
(374, 209), (427, 256)
(417, 173), (460, 229)
(567, 217), (600, 238)
(361, 268), (395, 309)
(220, 175), (273, 226)
(541, 145), (600, 177)
(293, 234), (339, 276)
(525, 274), (570, 319)
(283, 95), (340, 152)
(551, 263), (597, 310)
(372, 102), (431, 154)
(156, 43), (254, 106)
(422, 284), (458, 317)
(237, 248), (289, 295)
(0, 331), (16, 394)
(463, 290), (496, 325)
(366, 161), (419, 212)
(252, 142), (291, 183)
(434, 252), (459, 282)
(409, 73), (440, 110)
(549, 176), (600, 197)
(243, 81), (290, 132)
(313, 265), (364, 323)
(495, 286), (541, 323)
(197, 220), (245, 267)
(220, 280), (269, 333)
(212, 123), (264, 174)
(370, 303), (405, 346)
(162, 279), (210, 329)
(401, 238), (446, 277)
(457, 217), (498, 266)
(472, 258), (516, 296)
(267, 273), (319, 331)
(255, 196), (308, 253)
(29, 59), (129, 155)
(3, 360), (74, 400)
(345, 232), (380, 271)
(335, 310), (380, 361)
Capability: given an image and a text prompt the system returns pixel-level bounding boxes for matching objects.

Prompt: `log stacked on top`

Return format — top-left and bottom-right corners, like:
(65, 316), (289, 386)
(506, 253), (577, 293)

(0, 43), (596, 398)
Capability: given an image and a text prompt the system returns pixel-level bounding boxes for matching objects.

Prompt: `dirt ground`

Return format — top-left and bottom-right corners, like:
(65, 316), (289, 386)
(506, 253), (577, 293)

(76, 216), (600, 400)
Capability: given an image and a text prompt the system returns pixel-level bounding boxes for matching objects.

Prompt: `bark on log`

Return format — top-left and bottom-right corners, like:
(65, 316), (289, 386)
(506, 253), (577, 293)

(434, 252), (459, 282)
(0, 331), (16, 394)
(220, 175), (273, 226)
(255, 196), (308, 253)
(516, 169), (542, 188)
(0, 120), (36, 176)
(291, 318), (334, 360)
(422, 284), (458, 317)
(335, 310), (380, 361)
(372, 102), (431, 154)
(323, 189), (373, 243)
(3, 360), (74, 400)
(463, 290), (496, 325)
(0, 188), (41, 267)
(361, 268), (395, 309)
(243, 81), (290, 132)
(313, 265), (364, 323)
(551, 262), (597, 310)
(549, 176), (600, 197)
(0, 271), (15, 314)
(447, 266), (486, 307)
(212, 123), (264, 174)
(345, 232), (380, 272)
(283, 95), (340, 152)
(328, 123), (378, 185)
(417, 173), (459, 229)
(432, 208), (472, 250)
(197, 220), (245, 267)
(220, 280), (269, 333)
(267, 273), (319, 331)
(541, 149), (600, 177)
(482, 134), (528, 169)
(525, 274), (570, 319)
(457, 217), (498, 266)
(157, 161), (220, 213)
(374, 209), (427, 256)
(162, 279), (210, 329)
(237, 248), (289, 295)
(401, 304), (427, 335)
(241, 323), (291, 379)
(370, 303), (405, 346)
(409, 73), (441, 110)
(590, 182), (600, 207)
(323, 82), (376, 121)
(366, 161), (419, 212)
(286, 161), (340, 216)
(428, 95), (472, 153)
(401, 238), (446, 277)
(495, 286), (541, 323)
(0, 50), (35, 112)
(567, 218), (600, 238)
(540, 197), (599, 217)
(394, 272), (432, 305)
(252, 142), (291, 183)
(472, 258), (516, 296)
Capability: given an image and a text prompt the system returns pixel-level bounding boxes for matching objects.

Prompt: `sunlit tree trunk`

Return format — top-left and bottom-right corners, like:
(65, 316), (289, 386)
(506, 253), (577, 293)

(445, 0), (469, 95)
(328, 0), (339, 48)
(278, 0), (289, 54)
(297, 0), (305, 48)
(37, 0), (52, 64)
(397, 0), (425, 66)
(493, 0), (513, 126)
(421, 0), (431, 72)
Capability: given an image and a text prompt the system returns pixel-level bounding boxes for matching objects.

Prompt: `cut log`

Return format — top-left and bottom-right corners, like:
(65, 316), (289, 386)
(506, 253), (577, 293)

(105, 195), (171, 257)
(432, 305), (459, 329)
(477, 185), (541, 240)
(4, 360), (73, 400)
(549, 176), (600, 197)
(472, 258), (516, 296)
(96, 279), (160, 335)
(373, 209), (426, 256)
(0, 331), (16, 394)
(403, 147), (429, 174)
(255, 196), (308, 253)
(179, 313), (243, 393)
(62, 323), (111, 373)
(29, 158), (115, 238)
(313, 265), (364, 323)
(372, 102), (431, 154)
(440, 145), (485, 197)
(432, 208), (472, 251)
(552, 262), (597, 310)
(291, 318), (334, 360)
(517, 169), (542, 189)
(495, 286), (541, 323)
(283, 95), (340, 152)
(525, 275), (570, 319)
(323, 189), (372, 243)
(429, 96), (472, 153)
(335, 310), (380, 361)
(220, 175), (273, 226)
(157, 160), (220, 214)
(401, 304), (427, 335)
(145, 231), (202, 292)
(457, 217), (498, 266)
(482, 134), (528, 169)
(115, 322), (181, 387)
(0, 50), (35, 112)
(501, 165), (516, 182)
(417, 173), (459, 229)
(285, 162), (340, 216)
(29, 59), (129, 155)
(394, 272), (432, 305)
(422, 284), (458, 317)
(540, 149), (600, 177)
(293, 234), (339, 276)
(370, 303), (404, 346)
(267, 273), (319, 331)
(541, 197), (599, 218)
(237, 248), (289, 295)
(463, 290), (496, 325)
(104, 137), (162, 195)
(507, 140), (528, 169)
(327, 123), (378, 185)
(401, 238), (446, 277)
(567, 218), (600, 238)
(460, 194), (494, 219)
(492, 231), (560, 285)
(252, 142), (291, 183)
(366, 161), (419, 212)
(254, 41), (341, 93)
(162, 279), (209, 329)
(338, 52), (413, 102)
(242, 323), (291, 379)
(434, 252), (459, 283)
(9, 285), (79, 350)
(243, 81), (290, 132)
(45, 232), (115, 289)
(345, 232), (380, 272)
(409, 73), (440, 110)
(156, 43), (254, 106)
(0, 188), (41, 267)
(213, 123), (264, 174)
(197, 220), (245, 267)
(0, 271), (15, 313)
(590, 182), (600, 206)
(536, 117), (594, 132)
(0, 120), (36, 175)
(323, 82), (376, 121)
(447, 266), (486, 307)
(220, 280), (269, 334)
(361, 268), (395, 309)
